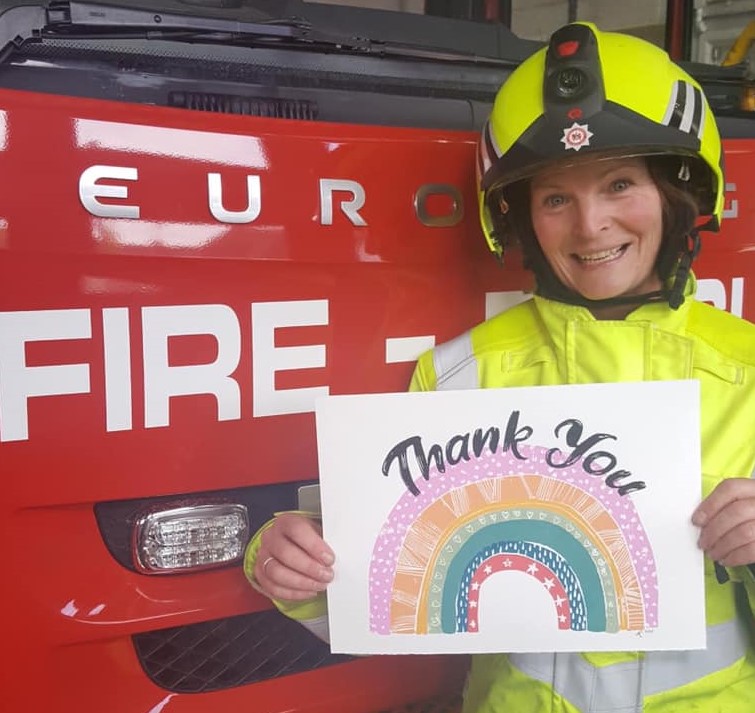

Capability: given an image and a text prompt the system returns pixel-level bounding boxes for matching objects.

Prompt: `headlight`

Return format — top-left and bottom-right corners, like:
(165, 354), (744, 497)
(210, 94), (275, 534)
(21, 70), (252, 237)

(133, 503), (249, 574)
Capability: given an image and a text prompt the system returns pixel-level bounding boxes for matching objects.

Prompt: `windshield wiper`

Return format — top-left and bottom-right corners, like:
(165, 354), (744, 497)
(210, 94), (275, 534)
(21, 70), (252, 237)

(0, 1), (520, 68)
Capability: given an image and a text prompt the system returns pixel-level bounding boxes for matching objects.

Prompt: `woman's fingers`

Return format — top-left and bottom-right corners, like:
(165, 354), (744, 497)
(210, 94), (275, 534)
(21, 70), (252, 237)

(254, 513), (335, 599)
(707, 528), (755, 567)
(694, 478), (755, 566)
(271, 513), (335, 566)
(257, 541), (333, 590)
(256, 555), (327, 601)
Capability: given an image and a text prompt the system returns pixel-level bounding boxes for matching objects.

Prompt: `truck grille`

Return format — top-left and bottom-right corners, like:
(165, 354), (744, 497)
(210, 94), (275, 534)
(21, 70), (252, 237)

(133, 609), (350, 692)
(169, 91), (319, 119)
(133, 611), (463, 712)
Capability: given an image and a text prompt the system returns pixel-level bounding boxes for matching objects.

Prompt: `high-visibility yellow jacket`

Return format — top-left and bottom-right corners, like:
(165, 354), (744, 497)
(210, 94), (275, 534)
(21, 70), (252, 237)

(244, 278), (755, 712)
(409, 281), (755, 713)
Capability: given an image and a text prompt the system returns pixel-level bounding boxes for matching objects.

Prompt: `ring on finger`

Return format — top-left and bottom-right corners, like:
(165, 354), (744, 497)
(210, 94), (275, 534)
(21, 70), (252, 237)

(261, 555), (275, 576)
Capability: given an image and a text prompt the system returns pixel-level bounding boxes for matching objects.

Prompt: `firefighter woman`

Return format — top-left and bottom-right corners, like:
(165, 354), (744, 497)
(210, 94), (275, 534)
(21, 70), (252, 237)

(245, 22), (755, 712)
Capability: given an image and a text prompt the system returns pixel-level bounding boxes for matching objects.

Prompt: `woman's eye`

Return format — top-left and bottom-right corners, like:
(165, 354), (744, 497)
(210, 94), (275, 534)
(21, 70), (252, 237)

(611, 178), (631, 192)
(545, 194), (565, 207)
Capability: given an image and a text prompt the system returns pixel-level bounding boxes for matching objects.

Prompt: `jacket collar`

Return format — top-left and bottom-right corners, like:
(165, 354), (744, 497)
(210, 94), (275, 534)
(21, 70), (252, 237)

(532, 273), (697, 332)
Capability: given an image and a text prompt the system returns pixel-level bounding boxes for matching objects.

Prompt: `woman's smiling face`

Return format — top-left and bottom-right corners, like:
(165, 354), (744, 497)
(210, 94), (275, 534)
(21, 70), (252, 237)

(530, 156), (664, 302)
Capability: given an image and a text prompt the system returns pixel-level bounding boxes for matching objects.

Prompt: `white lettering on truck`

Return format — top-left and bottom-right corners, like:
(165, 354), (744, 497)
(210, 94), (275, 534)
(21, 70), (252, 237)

(73, 166), (744, 229)
(142, 305), (242, 428)
(319, 179), (367, 226)
(0, 282), (749, 442)
(252, 300), (329, 417)
(723, 183), (738, 220)
(207, 173), (262, 224)
(696, 277), (745, 318)
(0, 310), (92, 442)
(0, 301), (329, 442)
(79, 166), (140, 219)
(103, 307), (132, 431)
(78, 166), (369, 227)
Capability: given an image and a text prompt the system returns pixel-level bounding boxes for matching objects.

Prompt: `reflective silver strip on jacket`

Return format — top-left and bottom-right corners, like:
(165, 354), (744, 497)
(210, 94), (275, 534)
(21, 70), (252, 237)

(300, 614), (330, 643)
(433, 331), (477, 391)
(430, 335), (752, 709)
(509, 618), (750, 711)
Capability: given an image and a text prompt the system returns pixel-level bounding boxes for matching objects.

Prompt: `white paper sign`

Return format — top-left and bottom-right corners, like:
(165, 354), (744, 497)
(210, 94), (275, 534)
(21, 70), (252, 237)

(316, 381), (704, 655)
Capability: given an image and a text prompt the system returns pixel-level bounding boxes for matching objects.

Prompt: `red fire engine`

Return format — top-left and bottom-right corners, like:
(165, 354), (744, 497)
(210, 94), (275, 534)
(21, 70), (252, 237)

(1, 2), (752, 712)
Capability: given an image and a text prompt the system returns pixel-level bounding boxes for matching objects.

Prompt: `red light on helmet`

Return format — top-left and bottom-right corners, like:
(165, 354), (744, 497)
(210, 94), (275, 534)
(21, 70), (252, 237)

(557, 41), (579, 57)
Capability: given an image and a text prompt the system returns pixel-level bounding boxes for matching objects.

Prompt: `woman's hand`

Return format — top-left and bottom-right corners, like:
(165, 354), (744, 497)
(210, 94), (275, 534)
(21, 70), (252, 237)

(693, 478), (755, 567)
(254, 513), (335, 601)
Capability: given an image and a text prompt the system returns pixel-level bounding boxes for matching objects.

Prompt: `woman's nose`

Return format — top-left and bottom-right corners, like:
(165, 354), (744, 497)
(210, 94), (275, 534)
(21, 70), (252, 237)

(574, 197), (611, 239)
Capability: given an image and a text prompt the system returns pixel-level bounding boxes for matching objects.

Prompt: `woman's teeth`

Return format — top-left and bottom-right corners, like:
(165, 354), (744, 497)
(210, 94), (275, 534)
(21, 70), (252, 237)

(576, 246), (625, 263)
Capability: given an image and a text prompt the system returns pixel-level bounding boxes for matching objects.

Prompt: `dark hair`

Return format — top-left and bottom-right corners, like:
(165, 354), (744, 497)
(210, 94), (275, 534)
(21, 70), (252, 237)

(646, 157), (701, 280)
(490, 155), (700, 289)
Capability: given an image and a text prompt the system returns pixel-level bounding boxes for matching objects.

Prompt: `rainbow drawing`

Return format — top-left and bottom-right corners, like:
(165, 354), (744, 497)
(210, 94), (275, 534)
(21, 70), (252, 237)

(369, 444), (657, 635)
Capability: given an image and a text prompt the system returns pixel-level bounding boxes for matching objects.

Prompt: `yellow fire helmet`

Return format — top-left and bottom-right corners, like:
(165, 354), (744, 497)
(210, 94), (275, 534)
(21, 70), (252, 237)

(477, 22), (725, 260)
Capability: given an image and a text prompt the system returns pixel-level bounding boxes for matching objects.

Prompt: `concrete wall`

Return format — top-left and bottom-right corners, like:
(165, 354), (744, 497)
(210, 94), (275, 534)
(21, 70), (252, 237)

(511, 0), (665, 42)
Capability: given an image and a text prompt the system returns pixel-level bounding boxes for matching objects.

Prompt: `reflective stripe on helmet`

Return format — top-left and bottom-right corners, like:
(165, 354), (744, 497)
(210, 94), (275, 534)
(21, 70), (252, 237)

(662, 80), (706, 140)
(433, 330), (478, 390)
(508, 617), (749, 712)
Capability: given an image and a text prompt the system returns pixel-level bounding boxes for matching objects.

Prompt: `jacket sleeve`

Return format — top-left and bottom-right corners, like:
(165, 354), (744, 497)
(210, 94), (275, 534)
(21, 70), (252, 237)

(243, 512), (329, 642)
(243, 345), (439, 640)
(730, 469), (755, 618)
(408, 347), (438, 392)
(720, 474), (755, 619)
(742, 568), (755, 617)
(722, 565), (755, 625)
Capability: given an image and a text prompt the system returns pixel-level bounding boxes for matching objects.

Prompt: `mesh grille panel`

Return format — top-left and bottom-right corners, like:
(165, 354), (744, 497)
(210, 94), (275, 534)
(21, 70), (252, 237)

(133, 611), (463, 711)
(133, 610), (350, 692)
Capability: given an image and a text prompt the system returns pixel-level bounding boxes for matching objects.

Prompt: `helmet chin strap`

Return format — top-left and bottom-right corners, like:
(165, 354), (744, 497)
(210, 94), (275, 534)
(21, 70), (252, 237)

(666, 229), (701, 309)
(535, 283), (667, 310)
(532, 229), (701, 312)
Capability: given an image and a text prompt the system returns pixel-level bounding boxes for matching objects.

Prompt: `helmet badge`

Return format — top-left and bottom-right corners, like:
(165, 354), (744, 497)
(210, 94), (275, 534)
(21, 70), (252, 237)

(560, 121), (593, 151)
